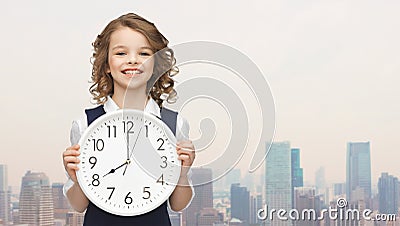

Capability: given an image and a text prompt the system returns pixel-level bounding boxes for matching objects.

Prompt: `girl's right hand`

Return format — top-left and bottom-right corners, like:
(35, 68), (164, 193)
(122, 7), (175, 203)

(63, 144), (81, 183)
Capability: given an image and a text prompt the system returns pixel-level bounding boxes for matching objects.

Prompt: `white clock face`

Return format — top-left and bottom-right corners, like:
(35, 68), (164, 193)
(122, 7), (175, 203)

(76, 109), (181, 216)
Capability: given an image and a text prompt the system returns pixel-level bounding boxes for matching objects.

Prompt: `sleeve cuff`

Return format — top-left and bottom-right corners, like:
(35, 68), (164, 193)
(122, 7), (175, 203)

(63, 177), (74, 197)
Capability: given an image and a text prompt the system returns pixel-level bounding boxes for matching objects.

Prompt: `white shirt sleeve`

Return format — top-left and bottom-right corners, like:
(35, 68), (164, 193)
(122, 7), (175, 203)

(63, 115), (87, 197)
(176, 114), (190, 141)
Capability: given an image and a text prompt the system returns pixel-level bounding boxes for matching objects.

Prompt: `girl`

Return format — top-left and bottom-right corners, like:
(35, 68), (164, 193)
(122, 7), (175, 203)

(62, 13), (195, 225)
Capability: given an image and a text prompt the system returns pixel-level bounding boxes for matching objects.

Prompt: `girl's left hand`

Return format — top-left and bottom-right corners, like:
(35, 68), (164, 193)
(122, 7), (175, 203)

(176, 140), (195, 176)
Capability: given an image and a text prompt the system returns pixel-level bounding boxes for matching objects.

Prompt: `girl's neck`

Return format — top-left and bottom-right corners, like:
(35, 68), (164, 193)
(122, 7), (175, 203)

(111, 88), (149, 110)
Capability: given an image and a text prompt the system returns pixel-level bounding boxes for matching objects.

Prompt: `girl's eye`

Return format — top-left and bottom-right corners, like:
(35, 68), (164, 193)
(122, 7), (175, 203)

(116, 52), (126, 56)
(140, 52), (151, 56)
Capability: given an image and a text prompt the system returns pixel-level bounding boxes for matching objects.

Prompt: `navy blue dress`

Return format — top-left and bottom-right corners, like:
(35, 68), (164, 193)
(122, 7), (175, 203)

(83, 105), (177, 226)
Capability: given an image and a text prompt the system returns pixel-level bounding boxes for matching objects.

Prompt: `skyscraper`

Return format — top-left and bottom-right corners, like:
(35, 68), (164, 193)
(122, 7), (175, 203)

(291, 149), (303, 188)
(52, 183), (70, 221)
(346, 142), (372, 204)
(293, 187), (321, 226)
(249, 194), (262, 225)
(315, 167), (325, 195)
(230, 183), (250, 224)
(333, 183), (346, 197)
(265, 141), (292, 226)
(182, 168), (213, 226)
(195, 208), (223, 226)
(378, 172), (399, 215)
(0, 164), (10, 225)
(291, 148), (303, 208)
(66, 211), (84, 226)
(19, 171), (54, 226)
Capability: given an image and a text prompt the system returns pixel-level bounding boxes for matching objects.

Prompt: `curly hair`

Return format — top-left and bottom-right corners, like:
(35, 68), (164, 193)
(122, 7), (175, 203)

(89, 13), (178, 107)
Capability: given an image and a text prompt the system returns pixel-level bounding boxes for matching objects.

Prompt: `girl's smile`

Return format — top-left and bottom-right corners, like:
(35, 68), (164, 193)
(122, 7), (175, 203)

(121, 68), (144, 77)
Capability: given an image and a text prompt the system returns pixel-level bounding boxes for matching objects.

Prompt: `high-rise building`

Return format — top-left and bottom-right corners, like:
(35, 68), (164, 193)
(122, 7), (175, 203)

(0, 164), (10, 225)
(346, 142), (372, 205)
(265, 141), (292, 226)
(195, 208), (223, 226)
(19, 171), (54, 226)
(378, 172), (399, 215)
(249, 193), (262, 225)
(293, 187), (324, 226)
(315, 167), (325, 196)
(0, 165), (7, 192)
(333, 183), (346, 197)
(291, 148), (303, 208)
(182, 168), (213, 226)
(52, 183), (71, 221)
(230, 183), (250, 224)
(291, 149), (303, 188)
(66, 211), (84, 226)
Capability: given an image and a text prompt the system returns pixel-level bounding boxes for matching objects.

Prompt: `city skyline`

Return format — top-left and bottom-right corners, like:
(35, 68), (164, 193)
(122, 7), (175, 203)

(1, 156), (399, 225)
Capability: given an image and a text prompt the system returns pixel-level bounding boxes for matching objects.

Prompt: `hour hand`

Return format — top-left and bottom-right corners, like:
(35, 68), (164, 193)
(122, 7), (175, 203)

(103, 168), (116, 177)
(103, 160), (130, 177)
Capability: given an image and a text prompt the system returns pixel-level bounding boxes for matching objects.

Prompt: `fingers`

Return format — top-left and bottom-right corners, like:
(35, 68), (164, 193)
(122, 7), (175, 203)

(64, 156), (80, 164)
(63, 144), (79, 153)
(176, 140), (195, 167)
(63, 145), (81, 181)
(63, 146), (80, 165)
(66, 162), (80, 171)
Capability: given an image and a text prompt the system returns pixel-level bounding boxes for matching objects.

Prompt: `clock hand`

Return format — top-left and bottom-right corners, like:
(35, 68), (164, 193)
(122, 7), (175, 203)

(126, 131), (130, 160)
(123, 163), (128, 176)
(103, 160), (130, 177)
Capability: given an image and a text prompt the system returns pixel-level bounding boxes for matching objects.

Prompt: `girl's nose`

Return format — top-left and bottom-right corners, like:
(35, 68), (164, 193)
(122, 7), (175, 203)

(127, 55), (138, 65)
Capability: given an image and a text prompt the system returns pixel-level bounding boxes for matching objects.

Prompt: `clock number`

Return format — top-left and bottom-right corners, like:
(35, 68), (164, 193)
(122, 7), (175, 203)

(92, 139), (104, 151)
(107, 187), (115, 200)
(157, 138), (165, 151)
(125, 192), (133, 204)
(89, 156), (97, 169)
(107, 125), (116, 138)
(160, 156), (167, 168)
(145, 125), (148, 137)
(157, 174), (164, 185)
(92, 174), (100, 186)
(143, 187), (151, 199)
(123, 121), (134, 133)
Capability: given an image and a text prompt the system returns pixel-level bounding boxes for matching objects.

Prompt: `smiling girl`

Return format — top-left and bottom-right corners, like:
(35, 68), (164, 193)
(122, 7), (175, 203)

(62, 13), (195, 225)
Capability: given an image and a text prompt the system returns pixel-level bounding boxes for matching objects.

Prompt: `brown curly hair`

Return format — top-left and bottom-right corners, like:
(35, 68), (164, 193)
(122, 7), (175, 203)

(89, 13), (178, 107)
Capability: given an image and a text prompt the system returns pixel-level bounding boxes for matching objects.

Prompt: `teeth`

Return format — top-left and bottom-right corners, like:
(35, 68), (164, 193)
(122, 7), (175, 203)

(124, 70), (141, 75)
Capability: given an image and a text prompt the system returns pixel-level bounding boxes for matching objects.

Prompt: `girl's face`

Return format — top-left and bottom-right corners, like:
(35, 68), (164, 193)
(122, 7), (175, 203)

(107, 27), (155, 94)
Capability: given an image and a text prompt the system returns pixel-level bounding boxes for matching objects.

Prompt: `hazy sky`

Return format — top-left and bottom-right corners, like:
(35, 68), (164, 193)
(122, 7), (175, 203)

(1, 0), (399, 190)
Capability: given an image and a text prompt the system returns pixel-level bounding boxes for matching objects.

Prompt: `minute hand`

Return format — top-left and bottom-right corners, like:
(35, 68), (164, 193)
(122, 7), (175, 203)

(129, 126), (143, 160)
(126, 131), (131, 160)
